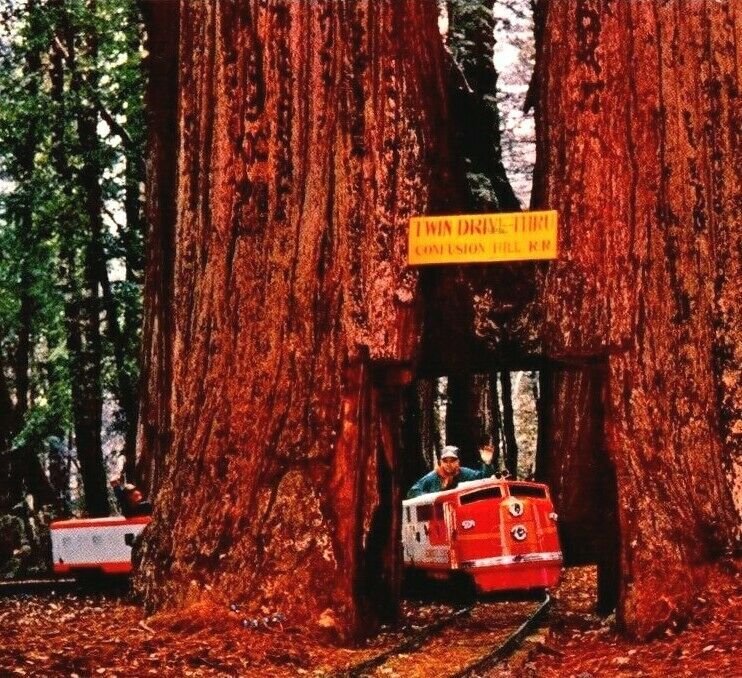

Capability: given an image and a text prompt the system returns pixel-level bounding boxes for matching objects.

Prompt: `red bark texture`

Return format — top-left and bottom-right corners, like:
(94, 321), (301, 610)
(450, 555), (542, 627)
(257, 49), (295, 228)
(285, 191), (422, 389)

(533, 0), (740, 638)
(135, 0), (459, 639)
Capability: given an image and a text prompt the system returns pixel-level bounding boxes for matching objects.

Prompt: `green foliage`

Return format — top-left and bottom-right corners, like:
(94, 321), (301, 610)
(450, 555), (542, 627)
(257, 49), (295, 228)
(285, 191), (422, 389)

(0, 0), (145, 486)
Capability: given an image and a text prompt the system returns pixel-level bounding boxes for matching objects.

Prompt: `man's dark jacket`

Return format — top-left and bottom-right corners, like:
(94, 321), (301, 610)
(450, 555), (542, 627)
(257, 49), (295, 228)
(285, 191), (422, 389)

(406, 463), (494, 499)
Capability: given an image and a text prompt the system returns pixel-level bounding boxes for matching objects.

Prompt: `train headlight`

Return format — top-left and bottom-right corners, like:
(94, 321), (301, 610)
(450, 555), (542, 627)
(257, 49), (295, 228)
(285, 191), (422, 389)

(508, 500), (524, 517)
(548, 512), (558, 521)
(511, 525), (527, 541)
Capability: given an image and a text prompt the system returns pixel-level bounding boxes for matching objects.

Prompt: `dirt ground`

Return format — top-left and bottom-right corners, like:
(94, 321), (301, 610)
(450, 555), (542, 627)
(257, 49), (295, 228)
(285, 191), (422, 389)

(0, 560), (738, 677)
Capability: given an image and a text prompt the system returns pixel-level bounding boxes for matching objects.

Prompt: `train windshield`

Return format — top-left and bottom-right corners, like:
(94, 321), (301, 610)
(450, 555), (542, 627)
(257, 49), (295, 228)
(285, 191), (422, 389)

(459, 487), (502, 505)
(509, 484), (547, 498)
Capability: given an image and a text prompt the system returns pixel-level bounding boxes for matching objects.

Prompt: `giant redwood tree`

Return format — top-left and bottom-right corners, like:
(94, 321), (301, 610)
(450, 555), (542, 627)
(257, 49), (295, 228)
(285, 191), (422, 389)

(532, 0), (740, 638)
(135, 0), (460, 638)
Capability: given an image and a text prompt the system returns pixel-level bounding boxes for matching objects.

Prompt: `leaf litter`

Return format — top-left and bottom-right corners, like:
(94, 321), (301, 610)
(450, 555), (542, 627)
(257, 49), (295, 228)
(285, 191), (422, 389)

(0, 559), (738, 677)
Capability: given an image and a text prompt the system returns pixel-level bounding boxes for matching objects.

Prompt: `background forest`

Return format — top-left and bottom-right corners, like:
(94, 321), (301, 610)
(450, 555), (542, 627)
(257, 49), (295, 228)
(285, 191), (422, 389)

(0, 0), (145, 569)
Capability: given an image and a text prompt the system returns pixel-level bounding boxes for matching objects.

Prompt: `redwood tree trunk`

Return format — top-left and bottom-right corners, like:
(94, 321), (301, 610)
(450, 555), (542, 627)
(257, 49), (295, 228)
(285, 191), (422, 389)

(136, 0), (459, 639)
(533, 0), (739, 638)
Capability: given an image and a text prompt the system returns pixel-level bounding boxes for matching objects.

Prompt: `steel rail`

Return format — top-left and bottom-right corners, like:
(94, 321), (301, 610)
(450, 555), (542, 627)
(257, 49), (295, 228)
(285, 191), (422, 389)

(334, 604), (475, 678)
(448, 592), (552, 678)
(0, 575), (131, 597)
(334, 593), (551, 678)
(0, 577), (78, 596)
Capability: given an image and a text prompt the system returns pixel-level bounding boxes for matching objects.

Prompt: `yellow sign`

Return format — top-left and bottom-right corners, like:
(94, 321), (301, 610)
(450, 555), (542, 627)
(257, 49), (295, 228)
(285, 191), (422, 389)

(408, 210), (558, 265)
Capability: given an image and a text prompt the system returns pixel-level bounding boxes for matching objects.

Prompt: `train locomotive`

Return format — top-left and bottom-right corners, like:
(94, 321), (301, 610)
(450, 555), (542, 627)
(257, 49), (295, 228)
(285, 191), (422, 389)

(402, 477), (562, 593)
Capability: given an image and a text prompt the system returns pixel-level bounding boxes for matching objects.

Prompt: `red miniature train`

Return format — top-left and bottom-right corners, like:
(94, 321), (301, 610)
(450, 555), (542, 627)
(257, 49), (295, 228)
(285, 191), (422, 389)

(402, 477), (562, 592)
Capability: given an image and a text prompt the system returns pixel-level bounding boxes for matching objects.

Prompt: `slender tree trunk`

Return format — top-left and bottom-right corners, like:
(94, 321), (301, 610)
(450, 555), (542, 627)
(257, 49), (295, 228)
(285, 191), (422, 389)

(135, 0), (179, 498)
(96, 249), (138, 480)
(500, 371), (518, 476)
(533, 0), (739, 638)
(445, 374), (478, 467)
(136, 0), (461, 639)
(471, 373), (489, 450)
(401, 379), (437, 493)
(488, 371), (503, 468)
(14, 291), (31, 435)
(49, 3), (108, 516)
(72, 3), (107, 517)
(12, 0), (41, 443)
(418, 379), (439, 471)
(119, 4), (146, 482)
(13, 0), (44, 435)
(0, 355), (22, 512)
(0, 354), (13, 454)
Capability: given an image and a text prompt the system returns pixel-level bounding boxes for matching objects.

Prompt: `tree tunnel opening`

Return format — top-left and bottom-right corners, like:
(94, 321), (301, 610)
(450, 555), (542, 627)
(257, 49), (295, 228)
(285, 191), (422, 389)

(357, 358), (621, 618)
(400, 370), (543, 493)
(531, 361), (619, 615)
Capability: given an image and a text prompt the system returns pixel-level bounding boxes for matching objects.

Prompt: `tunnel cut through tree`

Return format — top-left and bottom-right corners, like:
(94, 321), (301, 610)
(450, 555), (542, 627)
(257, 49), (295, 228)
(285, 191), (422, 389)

(135, 0), (463, 639)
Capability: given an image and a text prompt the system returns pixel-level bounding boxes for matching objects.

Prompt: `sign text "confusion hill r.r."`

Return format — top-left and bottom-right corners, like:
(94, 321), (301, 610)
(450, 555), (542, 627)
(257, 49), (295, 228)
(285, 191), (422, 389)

(408, 211), (558, 265)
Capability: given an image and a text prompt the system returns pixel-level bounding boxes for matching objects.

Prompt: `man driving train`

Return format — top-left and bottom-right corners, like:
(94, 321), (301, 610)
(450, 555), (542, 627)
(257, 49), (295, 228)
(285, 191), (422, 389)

(406, 442), (495, 498)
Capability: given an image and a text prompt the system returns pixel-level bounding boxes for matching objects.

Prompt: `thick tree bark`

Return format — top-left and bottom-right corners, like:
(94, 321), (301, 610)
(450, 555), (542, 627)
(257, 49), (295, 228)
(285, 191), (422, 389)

(537, 363), (618, 612)
(533, 0), (739, 638)
(136, 0), (459, 639)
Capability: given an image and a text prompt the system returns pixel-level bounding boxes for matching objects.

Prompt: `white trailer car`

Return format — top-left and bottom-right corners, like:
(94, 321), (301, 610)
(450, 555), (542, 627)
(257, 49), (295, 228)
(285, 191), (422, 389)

(50, 516), (150, 576)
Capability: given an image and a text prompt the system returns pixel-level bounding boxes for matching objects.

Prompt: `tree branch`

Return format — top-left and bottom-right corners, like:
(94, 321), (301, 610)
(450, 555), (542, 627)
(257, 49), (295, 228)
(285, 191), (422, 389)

(95, 100), (134, 149)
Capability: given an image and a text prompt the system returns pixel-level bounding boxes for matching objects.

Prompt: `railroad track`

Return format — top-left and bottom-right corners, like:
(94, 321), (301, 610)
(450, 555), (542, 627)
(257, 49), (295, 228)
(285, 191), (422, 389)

(335, 594), (551, 678)
(0, 576), (129, 597)
(0, 577), (77, 596)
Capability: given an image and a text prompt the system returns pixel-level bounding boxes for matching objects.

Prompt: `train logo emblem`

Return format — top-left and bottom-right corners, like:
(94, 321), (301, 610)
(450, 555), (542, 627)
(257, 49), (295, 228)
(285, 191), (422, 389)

(508, 501), (524, 517)
(511, 525), (528, 541)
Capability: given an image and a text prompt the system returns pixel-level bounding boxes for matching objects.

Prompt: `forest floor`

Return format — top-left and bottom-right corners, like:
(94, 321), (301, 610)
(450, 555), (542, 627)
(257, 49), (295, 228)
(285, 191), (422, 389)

(0, 559), (738, 677)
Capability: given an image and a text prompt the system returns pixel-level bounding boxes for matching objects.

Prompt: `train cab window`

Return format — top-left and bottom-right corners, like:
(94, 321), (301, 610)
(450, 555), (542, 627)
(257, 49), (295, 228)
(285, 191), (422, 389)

(460, 487), (502, 505)
(509, 484), (546, 498)
(416, 504), (433, 521)
(405, 506), (411, 522)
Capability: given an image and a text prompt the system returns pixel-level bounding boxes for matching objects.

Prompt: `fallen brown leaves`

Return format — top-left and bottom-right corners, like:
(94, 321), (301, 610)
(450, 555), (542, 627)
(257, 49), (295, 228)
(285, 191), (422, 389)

(0, 560), (738, 677)
(504, 559), (741, 677)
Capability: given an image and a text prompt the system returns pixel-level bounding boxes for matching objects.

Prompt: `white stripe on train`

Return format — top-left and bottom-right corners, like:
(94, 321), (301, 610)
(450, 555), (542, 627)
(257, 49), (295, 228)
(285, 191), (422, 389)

(459, 551), (563, 569)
